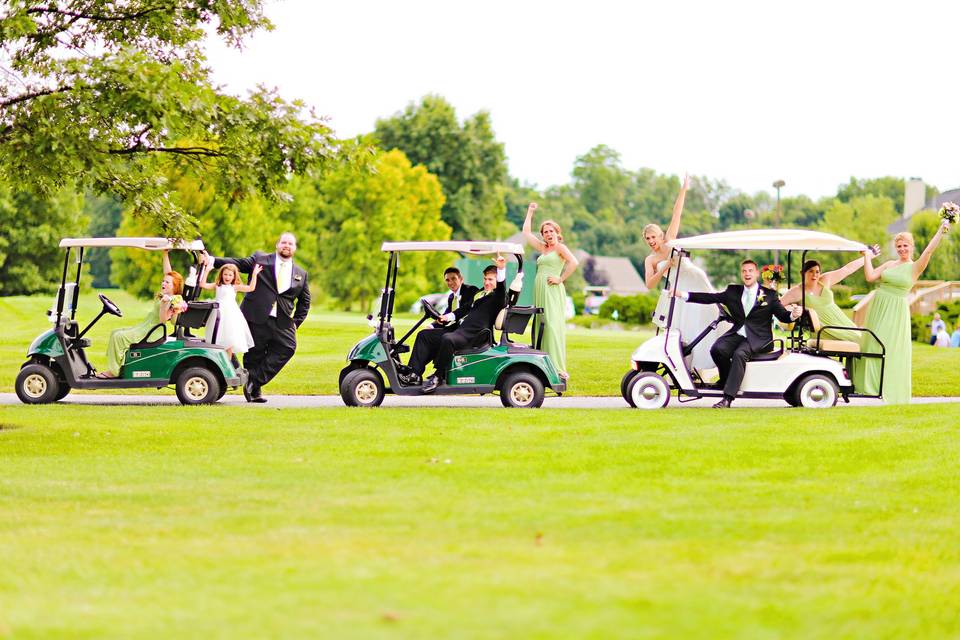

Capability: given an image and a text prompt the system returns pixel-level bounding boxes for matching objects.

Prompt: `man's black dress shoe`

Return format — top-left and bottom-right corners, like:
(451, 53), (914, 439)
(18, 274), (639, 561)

(712, 398), (732, 409)
(243, 380), (254, 402)
(398, 371), (422, 386)
(250, 394), (267, 404)
(421, 375), (440, 393)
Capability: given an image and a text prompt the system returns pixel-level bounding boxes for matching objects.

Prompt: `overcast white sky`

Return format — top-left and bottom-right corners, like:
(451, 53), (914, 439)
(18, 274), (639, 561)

(204, 0), (960, 200)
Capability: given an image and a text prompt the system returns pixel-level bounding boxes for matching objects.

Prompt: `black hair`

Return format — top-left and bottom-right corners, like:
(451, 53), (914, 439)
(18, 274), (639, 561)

(443, 267), (462, 277)
(802, 259), (821, 275)
(740, 259), (759, 269)
(482, 265), (497, 276)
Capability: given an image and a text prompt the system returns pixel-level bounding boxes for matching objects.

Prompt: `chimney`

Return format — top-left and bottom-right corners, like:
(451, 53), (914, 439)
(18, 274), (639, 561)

(903, 177), (925, 219)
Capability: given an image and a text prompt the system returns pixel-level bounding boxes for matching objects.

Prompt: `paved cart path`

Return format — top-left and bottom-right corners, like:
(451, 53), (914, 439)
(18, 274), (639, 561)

(3, 392), (960, 409)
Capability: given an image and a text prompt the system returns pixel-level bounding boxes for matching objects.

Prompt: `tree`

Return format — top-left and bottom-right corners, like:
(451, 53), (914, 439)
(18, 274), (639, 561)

(84, 194), (123, 288)
(0, 182), (86, 294)
(835, 176), (938, 216)
(0, 1), (349, 240)
(374, 95), (508, 239)
(910, 210), (959, 281)
(312, 149), (450, 311)
(818, 195), (899, 290)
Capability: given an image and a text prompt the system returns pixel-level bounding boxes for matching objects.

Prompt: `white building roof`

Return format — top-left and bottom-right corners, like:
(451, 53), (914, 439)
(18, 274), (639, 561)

(381, 241), (525, 255)
(669, 229), (867, 252)
(59, 237), (206, 250)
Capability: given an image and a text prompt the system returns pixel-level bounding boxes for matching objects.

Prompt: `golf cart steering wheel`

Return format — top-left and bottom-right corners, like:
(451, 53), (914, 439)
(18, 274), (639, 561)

(99, 293), (123, 318)
(420, 298), (442, 320)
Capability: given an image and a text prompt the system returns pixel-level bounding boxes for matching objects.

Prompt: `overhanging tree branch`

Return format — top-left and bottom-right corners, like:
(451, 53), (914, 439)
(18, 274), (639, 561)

(107, 145), (227, 157)
(0, 85), (75, 108)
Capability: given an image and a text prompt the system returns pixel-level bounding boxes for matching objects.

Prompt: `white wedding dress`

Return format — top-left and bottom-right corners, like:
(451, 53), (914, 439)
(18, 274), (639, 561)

(205, 284), (255, 354)
(652, 256), (725, 371)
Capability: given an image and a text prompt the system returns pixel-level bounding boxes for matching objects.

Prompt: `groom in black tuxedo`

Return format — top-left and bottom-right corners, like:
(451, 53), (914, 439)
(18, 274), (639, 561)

(402, 267), (481, 385)
(675, 259), (800, 408)
(208, 232), (310, 403)
(421, 256), (507, 392)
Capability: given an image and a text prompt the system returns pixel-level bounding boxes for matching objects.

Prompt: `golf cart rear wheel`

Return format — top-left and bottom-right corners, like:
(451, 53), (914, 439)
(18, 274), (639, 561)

(627, 371), (671, 409)
(621, 369), (640, 407)
(796, 374), (838, 409)
(175, 367), (221, 405)
(340, 368), (385, 408)
(499, 371), (544, 408)
(15, 364), (60, 404)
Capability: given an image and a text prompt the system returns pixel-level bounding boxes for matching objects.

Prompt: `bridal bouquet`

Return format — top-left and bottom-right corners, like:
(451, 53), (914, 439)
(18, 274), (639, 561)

(940, 202), (959, 227)
(760, 264), (783, 286)
(162, 294), (188, 313)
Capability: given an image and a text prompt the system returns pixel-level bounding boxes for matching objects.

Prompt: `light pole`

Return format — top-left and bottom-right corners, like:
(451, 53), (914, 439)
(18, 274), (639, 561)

(772, 179), (785, 265)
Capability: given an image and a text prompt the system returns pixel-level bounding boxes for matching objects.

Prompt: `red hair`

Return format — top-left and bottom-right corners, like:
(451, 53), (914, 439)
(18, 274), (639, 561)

(166, 270), (184, 295)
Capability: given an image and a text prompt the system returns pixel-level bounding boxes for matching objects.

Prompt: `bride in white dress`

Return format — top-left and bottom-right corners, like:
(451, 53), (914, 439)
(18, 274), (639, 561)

(643, 175), (722, 372)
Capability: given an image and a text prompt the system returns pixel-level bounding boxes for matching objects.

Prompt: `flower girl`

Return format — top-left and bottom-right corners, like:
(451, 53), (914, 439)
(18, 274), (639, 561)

(199, 261), (262, 365)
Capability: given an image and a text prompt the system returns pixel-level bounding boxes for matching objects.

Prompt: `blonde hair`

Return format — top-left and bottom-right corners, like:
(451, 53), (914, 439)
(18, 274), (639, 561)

(894, 231), (915, 249)
(540, 220), (563, 244)
(216, 264), (242, 286)
(643, 223), (664, 238)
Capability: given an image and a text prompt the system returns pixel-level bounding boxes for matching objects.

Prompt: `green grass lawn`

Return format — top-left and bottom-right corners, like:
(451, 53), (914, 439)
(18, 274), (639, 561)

(2, 404), (960, 637)
(2, 292), (958, 397)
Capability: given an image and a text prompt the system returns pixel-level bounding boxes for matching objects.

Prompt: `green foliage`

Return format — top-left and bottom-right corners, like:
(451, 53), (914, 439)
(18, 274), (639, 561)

(935, 299), (960, 328)
(374, 95), (508, 239)
(0, 182), (86, 294)
(311, 149), (451, 311)
(0, 0), (349, 240)
(818, 195), (899, 290)
(83, 194), (123, 288)
(598, 292), (660, 325)
(909, 210), (960, 280)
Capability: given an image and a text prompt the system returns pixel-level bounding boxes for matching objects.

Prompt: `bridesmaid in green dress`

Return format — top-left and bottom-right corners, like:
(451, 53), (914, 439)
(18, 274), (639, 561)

(523, 203), (579, 379)
(855, 223), (951, 403)
(99, 250), (185, 377)
(780, 253), (877, 344)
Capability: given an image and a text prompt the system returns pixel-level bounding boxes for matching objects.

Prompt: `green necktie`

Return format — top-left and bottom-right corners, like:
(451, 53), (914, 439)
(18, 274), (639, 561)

(450, 294), (458, 312)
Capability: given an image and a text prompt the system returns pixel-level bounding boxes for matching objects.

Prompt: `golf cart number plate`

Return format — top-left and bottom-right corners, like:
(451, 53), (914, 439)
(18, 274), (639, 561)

(132, 370), (151, 378)
(456, 376), (475, 384)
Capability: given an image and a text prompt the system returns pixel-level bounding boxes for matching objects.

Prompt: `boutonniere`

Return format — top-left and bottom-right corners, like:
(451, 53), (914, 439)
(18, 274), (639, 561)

(756, 290), (768, 306)
(294, 274), (302, 281)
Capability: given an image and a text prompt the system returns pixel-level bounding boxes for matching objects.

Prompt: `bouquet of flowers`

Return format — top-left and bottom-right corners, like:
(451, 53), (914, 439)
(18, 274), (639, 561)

(760, 264), (783, 286)
(939, 202), (959, 227)
(162, 294), (189, 313)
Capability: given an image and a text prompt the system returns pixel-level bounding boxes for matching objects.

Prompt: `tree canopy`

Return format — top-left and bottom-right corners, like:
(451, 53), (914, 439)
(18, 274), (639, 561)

(0, 0), (349, 239)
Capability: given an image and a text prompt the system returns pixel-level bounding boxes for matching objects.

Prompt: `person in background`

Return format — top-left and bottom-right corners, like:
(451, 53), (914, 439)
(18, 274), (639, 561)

(950, 324), (960, 348)
(929, 312), (946, 345)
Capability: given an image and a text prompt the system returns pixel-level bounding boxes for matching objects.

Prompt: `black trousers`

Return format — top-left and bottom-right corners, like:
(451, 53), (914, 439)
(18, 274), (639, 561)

(710, 333), (758, 400)
(244, 317), (297, 388)
(435, 331), (473, 377)
(408, 326), (449, 375)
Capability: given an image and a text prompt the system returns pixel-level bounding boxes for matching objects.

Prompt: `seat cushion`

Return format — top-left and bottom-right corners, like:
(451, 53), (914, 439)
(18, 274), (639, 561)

(751, 349), (783, 362)
(814, 338), (861, 353)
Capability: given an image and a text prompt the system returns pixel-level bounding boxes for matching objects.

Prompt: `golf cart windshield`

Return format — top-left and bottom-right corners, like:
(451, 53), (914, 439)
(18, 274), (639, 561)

(381, 241), (524, 255)
(668, 229), (867, 253)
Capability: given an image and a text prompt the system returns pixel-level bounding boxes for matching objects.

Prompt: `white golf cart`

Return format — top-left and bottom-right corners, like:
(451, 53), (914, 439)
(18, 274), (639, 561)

(621, 229), (886, 409)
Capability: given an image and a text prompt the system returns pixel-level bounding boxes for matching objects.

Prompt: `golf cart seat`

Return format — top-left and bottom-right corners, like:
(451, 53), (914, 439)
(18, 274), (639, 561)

(454, 328), (493, 355)
(176, 301), (219, 342)
(495, 306), (542, 348)
(805, 308), (861, 354)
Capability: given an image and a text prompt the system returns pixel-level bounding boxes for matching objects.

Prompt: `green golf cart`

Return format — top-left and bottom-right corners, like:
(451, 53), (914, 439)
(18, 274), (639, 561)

(15, 237), (246, 405)
(339, 241), (566, 408)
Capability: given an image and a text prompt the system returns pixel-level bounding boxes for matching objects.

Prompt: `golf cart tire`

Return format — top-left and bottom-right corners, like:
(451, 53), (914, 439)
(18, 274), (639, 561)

(795, 373), (838, 409)
(627, 371), (671, 409)
(55, 383), (71, 401)
(15, 363), (61, 404)
(175, 366), (221, 405)
(499, 371), (545, 409)
(621, 369), (640, 407)
(340, 368), (385, 408)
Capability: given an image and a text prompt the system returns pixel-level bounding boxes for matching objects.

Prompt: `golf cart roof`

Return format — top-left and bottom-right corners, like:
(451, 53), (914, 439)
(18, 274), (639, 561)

(381, 241), (525, 255)
(59, 237), (206, 250)
(669, 229), (867, 252)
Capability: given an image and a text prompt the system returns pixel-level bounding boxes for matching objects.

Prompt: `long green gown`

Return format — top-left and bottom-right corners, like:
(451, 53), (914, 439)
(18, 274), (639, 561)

(105, 299), (164, 375)
(534, 251), (567, 373)
(853, 262), (913, 404)
(805, 284), (863, 345)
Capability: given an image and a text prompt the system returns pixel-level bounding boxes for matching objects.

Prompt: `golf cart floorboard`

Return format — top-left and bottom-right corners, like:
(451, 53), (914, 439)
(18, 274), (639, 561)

(70, 378), (171, 390)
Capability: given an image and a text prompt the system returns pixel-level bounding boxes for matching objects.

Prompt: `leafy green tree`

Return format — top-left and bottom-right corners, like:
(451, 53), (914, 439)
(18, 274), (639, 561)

(374, 95), (508, 239)
(817, 195), (899, 291)
(1, 0), (349, 240)
(312, 149), (450, 311)
(84, 194), (123, 287)
(0, 183), (86, 294)
(836, 176), (938, 216)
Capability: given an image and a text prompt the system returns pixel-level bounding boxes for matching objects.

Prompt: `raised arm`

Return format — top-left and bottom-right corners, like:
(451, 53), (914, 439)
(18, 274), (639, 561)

(162, 249), (172, 275)
(862, 250), (885, 283)
(821, 250), (875, 288)
(779, 283), (802, 306)
(213, 253), (257, 274)
(663, 174), (690, 243)
(234, 264), (262, 293)
(913, 221), (950, 281)
(522, 202), (547, 252)
(198, 256), (217, 291)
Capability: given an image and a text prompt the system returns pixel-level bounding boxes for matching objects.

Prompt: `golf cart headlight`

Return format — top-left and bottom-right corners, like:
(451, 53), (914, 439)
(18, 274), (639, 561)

(630, 360), (639, 371)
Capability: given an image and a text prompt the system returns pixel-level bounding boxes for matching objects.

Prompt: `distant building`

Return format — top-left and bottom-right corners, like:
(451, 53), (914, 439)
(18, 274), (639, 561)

(888, 179), (960, 234)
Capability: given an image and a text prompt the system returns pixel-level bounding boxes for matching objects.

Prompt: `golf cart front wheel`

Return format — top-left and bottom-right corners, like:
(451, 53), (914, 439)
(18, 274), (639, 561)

(15, 364), (61, 404)
(340, 368), (385, 408)
(795, 374), (838, 408)
(175, 367), (221, 405)
(627, 371), (671, 409)
(499, 371), (545, 408)
(621, 369), (640, 407)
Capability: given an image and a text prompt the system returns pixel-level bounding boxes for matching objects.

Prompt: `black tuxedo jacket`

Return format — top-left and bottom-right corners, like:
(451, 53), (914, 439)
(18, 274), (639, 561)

(453, 279), (506, 340)
(446, 284), (480, 324)
(687, 284), (792, 351)
(214, 252), (311, 329)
